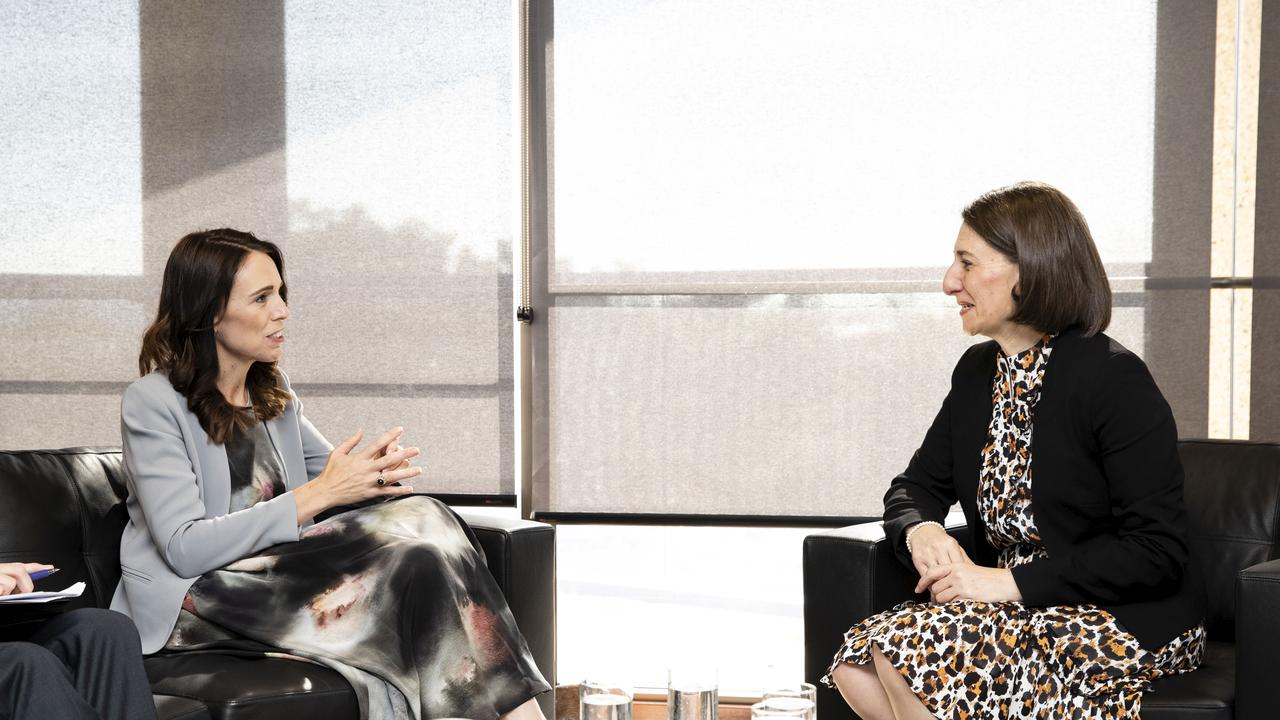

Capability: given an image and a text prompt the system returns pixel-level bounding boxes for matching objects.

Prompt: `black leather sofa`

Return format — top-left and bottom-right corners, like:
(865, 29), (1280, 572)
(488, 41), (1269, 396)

(803, 439), (1280, 720)
(0, 447), (556, 720)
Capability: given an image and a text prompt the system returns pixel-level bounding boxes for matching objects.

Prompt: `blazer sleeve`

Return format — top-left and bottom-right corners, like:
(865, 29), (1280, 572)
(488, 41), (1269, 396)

(1011, 351), (1190, 605)
(121, 381), (301, 579)
(883, 388), (958, 568)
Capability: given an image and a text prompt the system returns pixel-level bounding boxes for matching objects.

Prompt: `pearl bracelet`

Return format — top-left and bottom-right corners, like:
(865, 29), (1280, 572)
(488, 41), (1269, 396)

(905, 520), (945, 553)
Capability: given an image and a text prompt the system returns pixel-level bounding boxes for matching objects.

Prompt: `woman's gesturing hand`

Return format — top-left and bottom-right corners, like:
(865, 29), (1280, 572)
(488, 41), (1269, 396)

(915, 563), (1023, 604)
(0, 562), (53, 596)
(907, 523), (972, 577)
(381, 440), (413, 471)
(294, 427), (422, 522)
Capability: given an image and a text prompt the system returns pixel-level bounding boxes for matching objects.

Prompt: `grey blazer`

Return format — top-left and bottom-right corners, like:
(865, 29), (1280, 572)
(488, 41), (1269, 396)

(110, 371), (332, 653)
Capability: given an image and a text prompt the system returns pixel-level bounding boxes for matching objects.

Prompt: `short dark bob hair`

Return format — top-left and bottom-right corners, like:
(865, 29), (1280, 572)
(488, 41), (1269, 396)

(962, 181), (1111, 336)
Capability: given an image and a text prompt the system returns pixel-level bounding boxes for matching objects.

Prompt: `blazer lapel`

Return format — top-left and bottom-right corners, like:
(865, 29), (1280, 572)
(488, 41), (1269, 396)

(953, 342), (997, 505)
(182, 401), (231, 517)
(266, 413), (305, 491)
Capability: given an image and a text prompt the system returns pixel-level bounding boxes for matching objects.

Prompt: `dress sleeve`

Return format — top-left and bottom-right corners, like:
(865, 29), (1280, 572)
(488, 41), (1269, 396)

(121, 381), (301, 579)
(883, 388), (959, 568)
(1010, 351), (1190, 605)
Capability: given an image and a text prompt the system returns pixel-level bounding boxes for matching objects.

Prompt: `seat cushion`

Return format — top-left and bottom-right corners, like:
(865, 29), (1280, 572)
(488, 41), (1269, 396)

(1141, 641), (1234, 720)
(154, 694), (212, 720)
(146, 653), (358, 720)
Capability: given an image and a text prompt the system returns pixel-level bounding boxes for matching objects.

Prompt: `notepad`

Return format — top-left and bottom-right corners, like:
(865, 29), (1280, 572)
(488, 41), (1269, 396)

(0, 582), (86, 604)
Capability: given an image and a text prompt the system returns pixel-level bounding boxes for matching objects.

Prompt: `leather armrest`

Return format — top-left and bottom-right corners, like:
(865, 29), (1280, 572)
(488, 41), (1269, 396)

(1236, 557), (1280, 720)
(803, 516), (968, 720)
(456, 512), (555, 716)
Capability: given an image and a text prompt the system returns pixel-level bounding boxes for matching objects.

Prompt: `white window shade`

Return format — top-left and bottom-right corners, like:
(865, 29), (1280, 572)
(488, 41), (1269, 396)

(552, 0), (1156, 287)
(548, 295), (1149, 517)
(0, 2), (142, 277)
(0, 2), (143, 450)
(1, 2), (516, 502)
(281, 0), (515, 499)
(537, 0), (1213, 518)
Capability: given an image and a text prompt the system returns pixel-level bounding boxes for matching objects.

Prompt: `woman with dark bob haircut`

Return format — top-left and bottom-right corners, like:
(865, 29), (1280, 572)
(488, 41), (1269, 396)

(111, 229), (550, 720)
(824, 182), (1206, 719)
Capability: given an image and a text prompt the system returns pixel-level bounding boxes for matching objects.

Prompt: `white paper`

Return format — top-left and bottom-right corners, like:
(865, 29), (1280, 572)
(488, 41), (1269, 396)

(0, 581), (86, 604)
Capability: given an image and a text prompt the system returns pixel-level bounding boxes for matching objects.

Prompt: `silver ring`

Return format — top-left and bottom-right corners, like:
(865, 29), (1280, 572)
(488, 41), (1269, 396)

(376, 474), (386, 486)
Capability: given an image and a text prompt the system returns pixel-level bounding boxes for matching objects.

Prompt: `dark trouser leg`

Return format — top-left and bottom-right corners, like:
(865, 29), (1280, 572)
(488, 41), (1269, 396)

(0, 641), (99, 720)
(29, 608), (157, 720)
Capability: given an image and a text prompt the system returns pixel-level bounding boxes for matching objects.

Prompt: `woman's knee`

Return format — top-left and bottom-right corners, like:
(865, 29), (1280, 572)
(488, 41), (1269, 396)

(870, 646), (900, 680)
(830, 659), (878, 694)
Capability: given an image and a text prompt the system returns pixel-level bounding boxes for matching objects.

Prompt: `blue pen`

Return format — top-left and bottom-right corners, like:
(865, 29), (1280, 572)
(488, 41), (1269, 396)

(29, 568), (58, 581)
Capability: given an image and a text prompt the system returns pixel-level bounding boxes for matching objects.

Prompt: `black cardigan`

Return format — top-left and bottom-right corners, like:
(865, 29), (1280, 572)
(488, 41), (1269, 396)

(883, 329), (1206, 650)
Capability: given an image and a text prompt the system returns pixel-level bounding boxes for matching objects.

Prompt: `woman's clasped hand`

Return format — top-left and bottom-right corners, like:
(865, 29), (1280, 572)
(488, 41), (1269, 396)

(905, 522), (970, 574)
(907, 523), (1022, 603)
(915, 563), (1023, 604)
(293, 427), (422, 522)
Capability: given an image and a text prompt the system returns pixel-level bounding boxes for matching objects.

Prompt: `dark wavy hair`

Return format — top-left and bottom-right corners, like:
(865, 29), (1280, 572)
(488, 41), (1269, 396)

(138, 228), (292, 444)
(962, 181), (1112, 336)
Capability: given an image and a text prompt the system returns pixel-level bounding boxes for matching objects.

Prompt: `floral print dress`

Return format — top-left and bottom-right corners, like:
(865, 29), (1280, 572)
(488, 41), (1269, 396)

(823, 336), (1204, 719)
(161, 420), (550, 720)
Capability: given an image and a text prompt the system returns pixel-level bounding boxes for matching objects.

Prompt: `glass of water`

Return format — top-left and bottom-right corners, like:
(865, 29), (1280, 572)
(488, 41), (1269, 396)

(750, 697), (815, 719)
(668, 666), (718, 720)
(761, 683), (817, 720)
(580, 680), (633, 720)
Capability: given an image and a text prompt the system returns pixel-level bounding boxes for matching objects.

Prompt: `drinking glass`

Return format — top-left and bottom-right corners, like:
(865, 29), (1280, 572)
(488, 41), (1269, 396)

(580, 681), (633, 720)
(750, 698), (815, 719)
(668, 666), (718, 720)
(761, 683), (817, 720)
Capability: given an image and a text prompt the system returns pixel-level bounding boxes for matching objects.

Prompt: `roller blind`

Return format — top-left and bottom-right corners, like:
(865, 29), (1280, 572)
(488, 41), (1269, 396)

(0, 0), (516, 501)
(533, 0), (1218, 518)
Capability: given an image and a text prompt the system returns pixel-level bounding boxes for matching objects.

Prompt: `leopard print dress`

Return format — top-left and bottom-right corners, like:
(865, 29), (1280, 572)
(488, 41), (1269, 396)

(823, 335), (1205, 719)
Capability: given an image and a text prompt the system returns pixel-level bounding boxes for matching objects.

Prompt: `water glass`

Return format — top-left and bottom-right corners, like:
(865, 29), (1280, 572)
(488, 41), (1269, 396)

(580, 681), (633, 720)
(668, 666), (718, 720)
(761, 683), (817, 720)
(750, 697), (816, 719)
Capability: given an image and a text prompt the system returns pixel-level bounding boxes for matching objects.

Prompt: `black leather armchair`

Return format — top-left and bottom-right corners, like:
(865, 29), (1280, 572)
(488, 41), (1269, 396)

(803, 439), (1280, 720)
(0, 447), (556, 720)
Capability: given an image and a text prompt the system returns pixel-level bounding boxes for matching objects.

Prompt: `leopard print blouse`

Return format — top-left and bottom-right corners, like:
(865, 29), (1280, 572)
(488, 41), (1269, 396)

(979, 334), (1053, 569)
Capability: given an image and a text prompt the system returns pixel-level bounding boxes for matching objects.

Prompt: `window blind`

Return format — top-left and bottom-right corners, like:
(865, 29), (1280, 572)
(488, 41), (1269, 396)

(1, 0), (516, 501)
(532, 0), (1220, 519)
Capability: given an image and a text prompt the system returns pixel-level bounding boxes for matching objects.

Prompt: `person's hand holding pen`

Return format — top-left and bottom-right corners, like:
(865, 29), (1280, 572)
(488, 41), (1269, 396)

(0, 562), (56, 596)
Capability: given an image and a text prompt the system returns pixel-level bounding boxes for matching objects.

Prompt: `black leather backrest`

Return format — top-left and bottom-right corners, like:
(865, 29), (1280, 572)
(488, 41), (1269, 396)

(1179, 439), (1280, 641)
(0, 448), (128, 613)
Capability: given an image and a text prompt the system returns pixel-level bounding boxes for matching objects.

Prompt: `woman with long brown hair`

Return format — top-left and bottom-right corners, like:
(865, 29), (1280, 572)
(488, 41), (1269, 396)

(111, 228), (549, 720)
